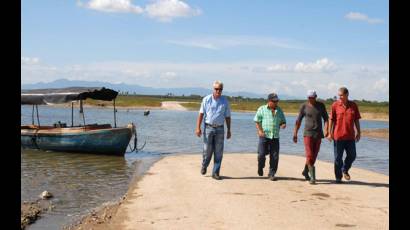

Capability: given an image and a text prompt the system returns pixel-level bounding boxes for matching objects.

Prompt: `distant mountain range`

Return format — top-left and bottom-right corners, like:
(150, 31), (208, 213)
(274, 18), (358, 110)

(21, 79), (298, 99)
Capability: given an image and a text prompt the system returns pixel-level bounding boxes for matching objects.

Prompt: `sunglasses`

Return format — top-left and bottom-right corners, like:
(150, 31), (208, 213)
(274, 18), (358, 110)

(214, 88), (223, 91)
(272, 100), (279, 103)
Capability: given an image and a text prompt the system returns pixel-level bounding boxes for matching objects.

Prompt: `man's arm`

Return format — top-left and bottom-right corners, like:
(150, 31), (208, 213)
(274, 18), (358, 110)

(322, 103), (329, 138)
(354, 119), (361, 142)
(327, 119), (334, 141)
(293, 105), (304, 143)
(279, 109), (286, 129)
(255, 122), (265, 137)
(323, 120), (329, 138)
(293, 120), (301, 143)
(327, 104), (335, 141)
(195, 113), (204, 137)
(225, 117), (231, 139)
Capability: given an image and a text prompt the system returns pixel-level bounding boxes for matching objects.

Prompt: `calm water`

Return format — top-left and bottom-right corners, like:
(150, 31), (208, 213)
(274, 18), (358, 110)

(21, 105), (389, 229)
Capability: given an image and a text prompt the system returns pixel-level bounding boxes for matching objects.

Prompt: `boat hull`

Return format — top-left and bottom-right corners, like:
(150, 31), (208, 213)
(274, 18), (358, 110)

(21, 125), (133, 156)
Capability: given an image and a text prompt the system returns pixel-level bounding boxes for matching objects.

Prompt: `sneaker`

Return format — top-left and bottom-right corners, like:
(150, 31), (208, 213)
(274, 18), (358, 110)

(258, 168), (263, 176)
(200, 167), (206, 175)
(269, 175), (277, 181)
(343, 172), (351, 180)
(212, 174), (221, 180)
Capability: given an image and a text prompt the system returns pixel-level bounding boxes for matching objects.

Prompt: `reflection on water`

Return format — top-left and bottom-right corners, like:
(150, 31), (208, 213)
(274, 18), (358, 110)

(21, 149), (161, 230)
(21, 106), (389, 229)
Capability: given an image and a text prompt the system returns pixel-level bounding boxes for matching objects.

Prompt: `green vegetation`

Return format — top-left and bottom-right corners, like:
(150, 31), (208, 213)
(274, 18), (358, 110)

(85, 94), (389, 115)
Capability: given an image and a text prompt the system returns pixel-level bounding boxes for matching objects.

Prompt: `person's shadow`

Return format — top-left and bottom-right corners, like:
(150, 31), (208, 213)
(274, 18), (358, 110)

(220, 176), (389, 188)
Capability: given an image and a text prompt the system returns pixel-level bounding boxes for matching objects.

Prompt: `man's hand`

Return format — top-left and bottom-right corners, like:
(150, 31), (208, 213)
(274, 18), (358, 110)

(327, 133), (333, 142)
(292, 134), (297, 143)
(258, 130), (265, 137)
(324, 130), (329, 138)
(280, 123), (286, 129)
(195, 128), (202, 137)
(227, 130), (231, 139)
(355, 132), (361, 142)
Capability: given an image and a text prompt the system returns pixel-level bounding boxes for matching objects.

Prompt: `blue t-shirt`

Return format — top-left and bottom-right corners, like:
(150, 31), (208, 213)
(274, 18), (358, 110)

(199, 94), (231, 126)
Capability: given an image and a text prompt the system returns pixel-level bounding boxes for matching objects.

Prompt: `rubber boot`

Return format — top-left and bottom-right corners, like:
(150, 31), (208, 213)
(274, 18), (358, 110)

(302, 164), (310, 180)
(308, 165), (316, 184)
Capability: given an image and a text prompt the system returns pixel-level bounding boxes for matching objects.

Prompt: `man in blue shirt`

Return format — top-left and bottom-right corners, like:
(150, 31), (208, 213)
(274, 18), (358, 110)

(195, 80), (231, 180)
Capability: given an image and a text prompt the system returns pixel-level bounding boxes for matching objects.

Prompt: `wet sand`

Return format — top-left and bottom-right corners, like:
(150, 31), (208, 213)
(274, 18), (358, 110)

(70, 153), (389, 230)
(361, 128), (389, 139)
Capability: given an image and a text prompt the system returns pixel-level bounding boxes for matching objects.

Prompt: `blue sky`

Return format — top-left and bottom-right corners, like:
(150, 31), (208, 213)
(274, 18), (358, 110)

(21, 0), (389, 101)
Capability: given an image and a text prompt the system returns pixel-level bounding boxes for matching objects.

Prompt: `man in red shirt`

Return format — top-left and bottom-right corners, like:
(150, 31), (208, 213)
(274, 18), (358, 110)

(327, 87), (361, 183)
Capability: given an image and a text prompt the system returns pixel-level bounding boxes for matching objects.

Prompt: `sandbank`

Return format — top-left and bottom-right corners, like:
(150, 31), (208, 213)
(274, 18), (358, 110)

(71, 153), (389, 230)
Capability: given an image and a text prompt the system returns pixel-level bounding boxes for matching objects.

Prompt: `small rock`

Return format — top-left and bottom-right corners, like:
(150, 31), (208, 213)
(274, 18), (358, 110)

(40, 191), (53, 199)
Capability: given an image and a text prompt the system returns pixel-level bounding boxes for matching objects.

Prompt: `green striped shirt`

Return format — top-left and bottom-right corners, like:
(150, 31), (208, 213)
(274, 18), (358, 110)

(253, 105), (286, 139)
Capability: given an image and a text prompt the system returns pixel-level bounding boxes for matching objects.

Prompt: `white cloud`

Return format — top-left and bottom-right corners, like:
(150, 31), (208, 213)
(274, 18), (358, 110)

(21, 57), (40, 65)
(266, 64), (291, 72)
(373, 78), (388, 91)
(252, 64), (291, 73)
(345, 12), (384, 24)
(145, 0), (201, 22)
(294, 58), (337, 73)
(82, 0), (143, 14)
(167, 40), (218, 50)
(167, 36), (305, 50)
(79, 0), (200, 22)
(21, 60), (389, 101)
(162, 71), (177, 77)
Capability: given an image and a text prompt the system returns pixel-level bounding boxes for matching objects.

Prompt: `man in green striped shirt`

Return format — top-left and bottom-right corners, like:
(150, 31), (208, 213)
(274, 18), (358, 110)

(254, 93), (286, 181)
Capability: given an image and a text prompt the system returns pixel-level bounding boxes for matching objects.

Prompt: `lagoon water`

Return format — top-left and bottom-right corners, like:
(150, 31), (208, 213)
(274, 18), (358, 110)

(21, 105), (389, 229)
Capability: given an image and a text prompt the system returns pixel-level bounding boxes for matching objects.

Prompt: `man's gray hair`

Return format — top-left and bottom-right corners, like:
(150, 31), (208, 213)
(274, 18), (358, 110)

(213, 80), (224, 89)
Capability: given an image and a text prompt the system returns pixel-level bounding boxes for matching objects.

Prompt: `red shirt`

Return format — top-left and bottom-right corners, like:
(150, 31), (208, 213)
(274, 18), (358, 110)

(330, 100), (361, 140)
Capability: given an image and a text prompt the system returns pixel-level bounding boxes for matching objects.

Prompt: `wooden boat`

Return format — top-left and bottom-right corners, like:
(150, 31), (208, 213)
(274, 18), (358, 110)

(21, 87), (143, 156)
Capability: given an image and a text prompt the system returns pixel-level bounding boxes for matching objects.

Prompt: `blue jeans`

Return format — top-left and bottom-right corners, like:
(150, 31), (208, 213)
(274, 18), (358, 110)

(202, 126), (225, 175)
(333, 140), (357, 180)
(257, 137), (279, 176)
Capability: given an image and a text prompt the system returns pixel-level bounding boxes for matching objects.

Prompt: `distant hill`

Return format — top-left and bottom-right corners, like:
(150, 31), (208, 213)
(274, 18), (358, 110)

(21, 79), (298, 99)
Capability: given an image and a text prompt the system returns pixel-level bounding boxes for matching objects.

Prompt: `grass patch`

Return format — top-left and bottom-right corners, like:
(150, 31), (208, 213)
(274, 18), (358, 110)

(84, 94), (388, 116)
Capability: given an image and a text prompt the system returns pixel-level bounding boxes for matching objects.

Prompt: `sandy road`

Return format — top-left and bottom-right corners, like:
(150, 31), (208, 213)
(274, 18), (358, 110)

(104, 153), (388, 230)
(160, 101), (189, 111)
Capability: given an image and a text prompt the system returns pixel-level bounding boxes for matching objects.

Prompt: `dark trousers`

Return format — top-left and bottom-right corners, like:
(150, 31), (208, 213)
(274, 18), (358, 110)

(257, 137), (279, 176)
(333, 140), (357, 180)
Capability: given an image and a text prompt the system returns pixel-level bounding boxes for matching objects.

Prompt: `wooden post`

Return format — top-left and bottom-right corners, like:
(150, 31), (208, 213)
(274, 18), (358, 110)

(32, 105), (35, 125)
(35, 105), (40, 127)
(71, 102), (74, 127)
(80, 100), (86, 128)
(113, 99), (117, 128)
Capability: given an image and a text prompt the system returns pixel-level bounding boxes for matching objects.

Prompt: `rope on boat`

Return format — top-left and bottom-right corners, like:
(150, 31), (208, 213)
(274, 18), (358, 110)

(126, 123), (146, 153)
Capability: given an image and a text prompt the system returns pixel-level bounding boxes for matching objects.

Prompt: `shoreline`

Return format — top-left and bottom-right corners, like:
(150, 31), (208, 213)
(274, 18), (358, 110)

(34, 102), (389, 122)
(69, 153), (389, 230)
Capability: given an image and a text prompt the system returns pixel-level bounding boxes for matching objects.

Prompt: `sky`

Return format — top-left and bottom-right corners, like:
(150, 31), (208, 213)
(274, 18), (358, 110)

(21, 0), (389, 101)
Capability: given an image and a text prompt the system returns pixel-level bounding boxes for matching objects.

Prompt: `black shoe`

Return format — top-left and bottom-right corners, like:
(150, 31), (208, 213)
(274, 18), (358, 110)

(201, 167), (206, 175)
(212, 174), (221, 180)
(302, 165), (310, 181)
(335, 178), (343, 184)
(258, 168), (263, 176)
